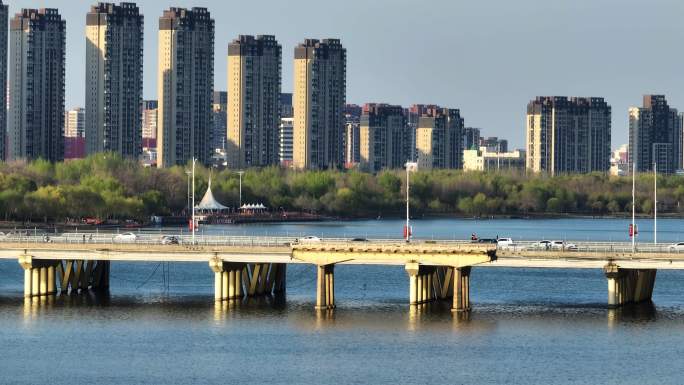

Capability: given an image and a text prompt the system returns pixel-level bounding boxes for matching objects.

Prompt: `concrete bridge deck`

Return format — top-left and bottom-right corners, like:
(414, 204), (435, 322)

(1, 234), (682, 310)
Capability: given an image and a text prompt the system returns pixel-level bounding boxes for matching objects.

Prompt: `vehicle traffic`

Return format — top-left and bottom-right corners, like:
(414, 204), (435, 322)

(669, 242), (684, 252)
(296, 236), (321, 244)
(113, 232), (138, 243)
(496, 238), (514, 249)
(161, 235), (179, 245)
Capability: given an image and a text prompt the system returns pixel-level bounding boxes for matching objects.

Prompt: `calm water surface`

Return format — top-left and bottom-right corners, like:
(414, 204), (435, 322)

(1, 218), (684, 384)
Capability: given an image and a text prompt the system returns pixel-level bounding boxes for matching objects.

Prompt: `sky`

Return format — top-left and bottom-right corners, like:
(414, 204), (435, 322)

(10, 0), (684, 149)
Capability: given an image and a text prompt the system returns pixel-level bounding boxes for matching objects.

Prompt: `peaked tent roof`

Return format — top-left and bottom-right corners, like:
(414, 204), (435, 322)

(195, 179), (228, 210)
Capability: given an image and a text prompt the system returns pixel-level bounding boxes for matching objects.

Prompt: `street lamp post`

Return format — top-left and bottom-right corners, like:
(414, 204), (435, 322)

(632, 161), (636, 252)
(192, 158), (196, 245)
(185, 170), (191, 215)
(404, 161), (418, 242)
(237, 171), (245, 207)
(654, 162), (657, 244)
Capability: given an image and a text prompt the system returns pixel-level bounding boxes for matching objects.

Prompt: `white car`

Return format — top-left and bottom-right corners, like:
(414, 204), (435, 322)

(497, 238), (514, 249)
(298, 236), (321, 243)
(533, 240), (552, 250)
(550, 240), (577, 251)
(113, 232), (138, 243)
(669, 242), (684, 252)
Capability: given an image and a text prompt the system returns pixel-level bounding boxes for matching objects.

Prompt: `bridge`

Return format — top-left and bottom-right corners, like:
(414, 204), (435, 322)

(2, 233), (683, 311)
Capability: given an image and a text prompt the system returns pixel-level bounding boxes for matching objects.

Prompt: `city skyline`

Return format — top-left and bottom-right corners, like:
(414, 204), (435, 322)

(7, 0), (684, 149)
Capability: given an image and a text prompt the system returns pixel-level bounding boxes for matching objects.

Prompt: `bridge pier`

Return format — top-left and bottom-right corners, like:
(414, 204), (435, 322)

(210, 259), (286, 302)
(604, 264), (656, 308)
(406, 264), (456, 305)
(19, 256), (109, 297)
(452, 266), (471, 312)
(316, 264), (335, 310)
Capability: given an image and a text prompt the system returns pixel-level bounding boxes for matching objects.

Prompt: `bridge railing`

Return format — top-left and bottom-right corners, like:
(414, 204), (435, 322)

(497, 240), (684, 255)
(0, 233), (683, 254)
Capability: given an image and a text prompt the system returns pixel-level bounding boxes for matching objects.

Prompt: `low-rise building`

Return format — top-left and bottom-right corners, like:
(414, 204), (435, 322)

(463, 146), (526, 171)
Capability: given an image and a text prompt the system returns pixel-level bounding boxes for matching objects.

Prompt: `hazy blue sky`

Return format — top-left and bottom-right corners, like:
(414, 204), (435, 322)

(10, 0), (684, 148)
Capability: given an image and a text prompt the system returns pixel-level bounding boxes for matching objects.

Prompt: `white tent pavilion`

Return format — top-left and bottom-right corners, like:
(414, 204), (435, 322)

(195, 179), (228, 211)
(239, 203), (267, 213)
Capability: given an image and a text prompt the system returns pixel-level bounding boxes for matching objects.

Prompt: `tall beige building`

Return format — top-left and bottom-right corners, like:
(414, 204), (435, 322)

(414, 106), (463, 170)
(8, 9), (65, 162)
(157, 7), (214, 167)
(85, 2), (143, 158)
(526, 96), (611, 175)
(227, 35), (281, 168)
(293, 39), (346, 169)
(359, 103), (409, 172)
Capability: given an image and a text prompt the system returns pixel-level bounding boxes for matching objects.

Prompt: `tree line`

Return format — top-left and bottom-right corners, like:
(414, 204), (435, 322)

(0, 153), (683, 223)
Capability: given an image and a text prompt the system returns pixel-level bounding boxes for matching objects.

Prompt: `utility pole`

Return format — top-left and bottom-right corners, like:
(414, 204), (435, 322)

(185, 170), (191, 215)
(192, 158), (196, 245)
(632, 162), (636, 252)
(237, 171), (245, 207)
(404, 162), (418, 242)
(654, 162), (657, 244)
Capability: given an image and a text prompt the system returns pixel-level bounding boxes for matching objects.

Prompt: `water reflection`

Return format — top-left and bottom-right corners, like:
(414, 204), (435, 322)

(607, 301), (658, 327)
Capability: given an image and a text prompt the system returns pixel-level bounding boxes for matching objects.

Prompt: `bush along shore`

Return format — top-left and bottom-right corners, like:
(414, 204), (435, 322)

(0, 153), (682, 224)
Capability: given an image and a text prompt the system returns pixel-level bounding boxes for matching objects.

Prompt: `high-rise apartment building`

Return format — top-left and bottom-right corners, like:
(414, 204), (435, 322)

(85, 2), (143, 158)
(293, 39), (346, 169)
(344, 104), (361, 166)
(480, 136), (508, 153)
(280, 93), (293, 119)
(212, 91), (227, 151)
(141, 100), (157, 150)
(64, 107), (85, 159)
(629, 95), (681, 174)
(141, 100), (158, 139)
(359, 103), (409, 172)
(414, 105), (464, 170)
(227, 35), (282, 168)
(679, 113), (684, 171)
(526, 96), (611, 175)
(0, 2), (7, 160)
(65, 108), (85, 138)
(279, 117), (293, 165)
(345, 122), (360, 166)
(8, 9), (65, 162)
(157, 7), (214, 167)
(463, 127), (481, 151)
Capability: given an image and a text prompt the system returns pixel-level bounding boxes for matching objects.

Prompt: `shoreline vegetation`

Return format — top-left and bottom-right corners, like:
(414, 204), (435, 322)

(0, 153), (683, 225)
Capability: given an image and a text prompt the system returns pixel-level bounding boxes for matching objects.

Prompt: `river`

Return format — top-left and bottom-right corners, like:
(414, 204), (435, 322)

(1, 218), (683, 384)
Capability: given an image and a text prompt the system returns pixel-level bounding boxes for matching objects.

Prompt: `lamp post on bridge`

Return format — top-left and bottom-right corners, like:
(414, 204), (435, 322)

(404, 161), (418, 242)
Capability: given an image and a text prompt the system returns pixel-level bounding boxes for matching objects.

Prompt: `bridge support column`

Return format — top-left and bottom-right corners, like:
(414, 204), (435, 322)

(210, 259), (249, 301)
(604, 264), (656, 308)
(19, 256), (63, 297)
(452, 266), (472, 312)
(406, 264), (446, 305)
(316, 264), (335, 310)
(405, 262), (419, 305)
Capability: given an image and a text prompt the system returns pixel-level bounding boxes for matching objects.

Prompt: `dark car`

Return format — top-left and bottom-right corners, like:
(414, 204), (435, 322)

(476, 238), (498, 244)
(351, 237), (368, 242)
